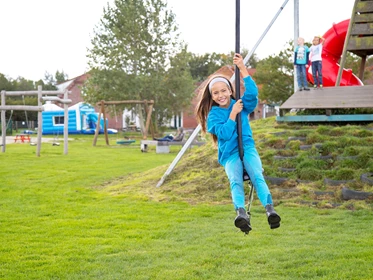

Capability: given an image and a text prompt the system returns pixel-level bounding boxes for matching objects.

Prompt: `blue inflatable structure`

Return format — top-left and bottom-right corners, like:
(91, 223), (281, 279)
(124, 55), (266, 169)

(42, 102), (118, 135)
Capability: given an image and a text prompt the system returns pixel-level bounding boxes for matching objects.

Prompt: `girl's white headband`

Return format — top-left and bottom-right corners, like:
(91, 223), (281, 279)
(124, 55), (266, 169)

(208, 77), (231, 93)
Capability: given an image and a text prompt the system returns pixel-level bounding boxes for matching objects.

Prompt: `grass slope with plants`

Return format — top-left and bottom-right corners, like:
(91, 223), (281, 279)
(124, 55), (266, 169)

(118, 117), (373, 209)
(0, 123), (372, 279)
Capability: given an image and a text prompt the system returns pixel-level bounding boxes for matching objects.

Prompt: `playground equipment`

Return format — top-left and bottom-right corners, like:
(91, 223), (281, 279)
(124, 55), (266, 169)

(337, 0), (373, 84)
(1, 86), (71, 156)
(92, 100), (154, 146)
(307, 0), (373, 87)
(306, 19), (364, 87)
(279, 0), (373, 122)
(116, 139), (136, 145)
(42, 102), (117, 135)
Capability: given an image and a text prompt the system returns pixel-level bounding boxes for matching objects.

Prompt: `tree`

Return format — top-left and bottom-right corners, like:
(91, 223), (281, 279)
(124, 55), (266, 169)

(35, 72), (57, 90)
(0, 76), (38, 122)
(84, 0), (194, 129)
(254, 41), (294, 104)
(0, 71), (69, 123)
(220, 49), (259, 69)
(36, 70), (68, 90)
(55, 70), (68, 84)
(187, 48), (259, 82)
(158, 47), (195, 126)
(188, 52), (225, 82)
(11, 77), (35, 91)
(0, 73), (14, 91)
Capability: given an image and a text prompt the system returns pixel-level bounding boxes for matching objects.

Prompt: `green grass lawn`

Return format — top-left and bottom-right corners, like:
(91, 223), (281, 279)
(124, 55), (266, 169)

(1, 133), (373, 279)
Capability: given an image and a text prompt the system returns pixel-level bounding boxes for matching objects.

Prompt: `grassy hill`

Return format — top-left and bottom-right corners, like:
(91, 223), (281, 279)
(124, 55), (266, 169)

(107, 117), (373, 209)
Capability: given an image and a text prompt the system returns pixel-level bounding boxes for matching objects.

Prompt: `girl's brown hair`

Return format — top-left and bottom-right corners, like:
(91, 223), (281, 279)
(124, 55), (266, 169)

(195, 75), (235, 145)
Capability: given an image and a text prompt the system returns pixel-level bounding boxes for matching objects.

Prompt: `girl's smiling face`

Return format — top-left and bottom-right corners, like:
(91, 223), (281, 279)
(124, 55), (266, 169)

(210, 82), (232, 108)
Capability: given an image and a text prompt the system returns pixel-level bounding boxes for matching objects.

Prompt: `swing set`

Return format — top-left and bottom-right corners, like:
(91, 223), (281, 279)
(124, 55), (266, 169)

(92, 99), (155, 146)
(0, 86), (71, 156)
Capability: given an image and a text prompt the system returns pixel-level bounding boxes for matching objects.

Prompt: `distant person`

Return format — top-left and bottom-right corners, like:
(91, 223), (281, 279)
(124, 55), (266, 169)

(154, 127), (185, 142)
(195, 53), (281, 234)
(294, 37), (310, 91)
(310, 36), (325, 89)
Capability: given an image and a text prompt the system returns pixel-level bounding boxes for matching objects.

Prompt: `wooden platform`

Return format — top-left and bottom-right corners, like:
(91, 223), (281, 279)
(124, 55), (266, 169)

(277, 85), (373, 122)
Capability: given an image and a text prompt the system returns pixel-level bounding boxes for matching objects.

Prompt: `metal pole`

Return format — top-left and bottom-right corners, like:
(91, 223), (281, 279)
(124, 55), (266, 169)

(231, 0), (290, 81)
(1, 90), (6, 152)
(243, 0), (290, 67)
(156, 125), (201, 188)
(235, 0), (244, 161)
(37, 86), (42, 157)
(294, 0), (299, 92)
(63, 90), (69, 155)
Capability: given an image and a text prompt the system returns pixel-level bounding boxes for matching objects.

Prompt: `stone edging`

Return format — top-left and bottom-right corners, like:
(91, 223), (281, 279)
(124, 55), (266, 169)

(342, 187), (373, 200)
(360, 173), (373, 185)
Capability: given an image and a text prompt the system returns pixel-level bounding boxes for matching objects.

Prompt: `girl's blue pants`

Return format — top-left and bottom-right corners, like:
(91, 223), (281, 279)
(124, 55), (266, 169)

(223, 145), (273, 210)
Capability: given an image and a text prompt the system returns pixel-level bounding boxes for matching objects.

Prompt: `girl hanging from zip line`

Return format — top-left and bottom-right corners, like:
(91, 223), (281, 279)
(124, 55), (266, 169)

(196, 53), (281, 233)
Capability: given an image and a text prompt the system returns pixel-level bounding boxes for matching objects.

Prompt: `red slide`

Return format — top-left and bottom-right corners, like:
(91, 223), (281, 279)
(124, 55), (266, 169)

(307, 19), (364, 87)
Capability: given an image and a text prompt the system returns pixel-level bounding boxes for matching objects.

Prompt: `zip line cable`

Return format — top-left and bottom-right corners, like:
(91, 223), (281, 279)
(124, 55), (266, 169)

(236, 0), (254, 218)
(235, 0), (249, 181)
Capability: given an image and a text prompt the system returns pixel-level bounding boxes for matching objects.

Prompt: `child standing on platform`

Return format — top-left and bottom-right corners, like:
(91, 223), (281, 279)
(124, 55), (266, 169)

(294, 37), (310, 91)
(310, 36), (325, 88)
(196, 54), (281, 233)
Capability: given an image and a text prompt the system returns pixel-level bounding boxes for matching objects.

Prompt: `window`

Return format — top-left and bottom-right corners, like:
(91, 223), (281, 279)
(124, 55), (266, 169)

(53, 116), (64, 126)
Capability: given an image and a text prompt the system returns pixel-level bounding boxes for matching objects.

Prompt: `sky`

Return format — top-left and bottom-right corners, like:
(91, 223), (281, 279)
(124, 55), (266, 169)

(0, 0), (354, 82)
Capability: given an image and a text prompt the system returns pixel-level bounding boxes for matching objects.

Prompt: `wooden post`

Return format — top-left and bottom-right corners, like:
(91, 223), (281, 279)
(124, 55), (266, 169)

(1, 88), (69, 155)
(0, 105), (44, 111)
(336, 0), (359, 86)
(146, 101), (155, 139)
(359, 55), (367, 81)
(93, 100), (154, 142)
(63, 90), (69, 155)
(92, 102), (103, 146)
(102, 102), (109, 145)
(143, 100), (154, 140)
(1, 90), (6, 153)
(36, 86), (42, 157)
(92, 100), (155, 143)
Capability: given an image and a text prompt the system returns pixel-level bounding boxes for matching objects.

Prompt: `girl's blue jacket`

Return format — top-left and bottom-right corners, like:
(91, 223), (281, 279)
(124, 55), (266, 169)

(207, 76), (258, 166)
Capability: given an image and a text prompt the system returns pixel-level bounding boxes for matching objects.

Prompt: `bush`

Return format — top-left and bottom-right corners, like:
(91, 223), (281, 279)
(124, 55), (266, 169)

(334, 168), (355, 180)
(265, 138), (286, 149)
(297, 159), (328, 170)
(316, 125), (331, 135)
(330, 127), (344, 136)
(277, 149), (297, 157)
(286, 140), (301, 150)
(337, 136), (361, 148)
(352, 129), (373, 138)
(298, 167), (323, 180)
(306, 132), (326, 144)
(320, 141), (338, 155)
(343, 146), (360, 156)
(338, 158), (362, 170)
